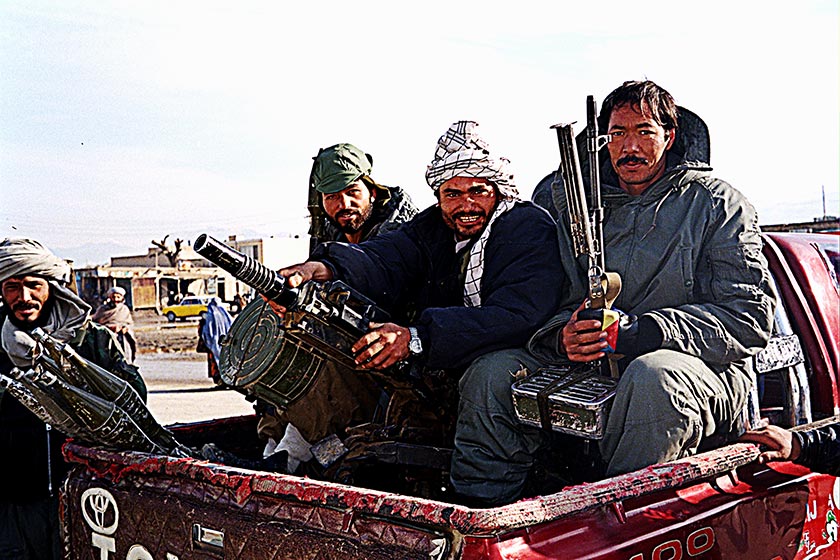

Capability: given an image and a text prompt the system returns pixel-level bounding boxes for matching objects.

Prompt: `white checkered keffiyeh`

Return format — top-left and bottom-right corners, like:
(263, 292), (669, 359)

(425, 121), (520, 307)
(462, 198), (516, 307)
(425, 121), (519, 199)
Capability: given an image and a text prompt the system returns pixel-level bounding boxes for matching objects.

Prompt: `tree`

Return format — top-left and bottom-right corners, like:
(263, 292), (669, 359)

(151, 235), (183, 267)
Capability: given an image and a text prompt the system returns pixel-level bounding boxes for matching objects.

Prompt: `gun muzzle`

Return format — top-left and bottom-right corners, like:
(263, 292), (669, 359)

(194, 234), (298, 308)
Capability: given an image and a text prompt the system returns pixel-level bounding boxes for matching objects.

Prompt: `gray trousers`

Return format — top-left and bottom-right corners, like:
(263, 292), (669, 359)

(450, 348), (545, 505)
(600, 349), (752, 476)
(450, 348), (752, 504)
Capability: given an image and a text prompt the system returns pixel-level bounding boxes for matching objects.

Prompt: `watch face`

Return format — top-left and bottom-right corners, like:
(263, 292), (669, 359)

(408, 328), (422, 354)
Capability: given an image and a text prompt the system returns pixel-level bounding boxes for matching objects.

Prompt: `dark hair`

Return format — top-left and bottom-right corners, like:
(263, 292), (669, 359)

(598, 80), (678, 133)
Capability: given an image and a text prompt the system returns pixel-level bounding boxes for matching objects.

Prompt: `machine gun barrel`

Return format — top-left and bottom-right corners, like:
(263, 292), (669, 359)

(196, 232), (389, 332)
(552, 122), (598, 266)
(194, 234), (298, 308)
(552, 97), (615, 310)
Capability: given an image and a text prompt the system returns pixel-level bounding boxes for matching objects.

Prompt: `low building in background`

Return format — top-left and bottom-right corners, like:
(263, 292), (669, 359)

(761, 216), (839, 233)
(75, 234), (308, 313)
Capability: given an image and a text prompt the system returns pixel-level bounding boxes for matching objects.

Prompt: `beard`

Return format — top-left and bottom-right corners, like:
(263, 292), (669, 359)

(331, 203), (375, 235)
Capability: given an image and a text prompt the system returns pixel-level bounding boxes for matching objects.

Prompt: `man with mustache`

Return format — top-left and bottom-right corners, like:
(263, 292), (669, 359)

(276, 121), (564, 505)
(529, 80), (774, 476)
(207, 143), (419, 473)
(310, 143), (417, 245)
(0, 238), (146, 560)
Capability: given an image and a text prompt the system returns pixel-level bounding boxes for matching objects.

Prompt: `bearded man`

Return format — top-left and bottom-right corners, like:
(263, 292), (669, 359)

(91, 285), (136, 363)
(277, 121), (566, 505)
(0, 238), (146, 560)
(310, 142), (417, 244)
(206, 143), (420, 472)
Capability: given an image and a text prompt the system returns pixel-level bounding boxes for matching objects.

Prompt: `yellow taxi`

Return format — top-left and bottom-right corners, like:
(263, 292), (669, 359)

(161, 296), (215, 322)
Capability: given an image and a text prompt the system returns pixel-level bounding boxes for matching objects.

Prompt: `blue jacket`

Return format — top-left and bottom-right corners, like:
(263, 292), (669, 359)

(312, 202), (565, 370)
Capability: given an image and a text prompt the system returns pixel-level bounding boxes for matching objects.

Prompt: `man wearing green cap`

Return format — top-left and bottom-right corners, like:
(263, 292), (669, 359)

(309, 143), (417, 246)
(221, 143), (418, 473)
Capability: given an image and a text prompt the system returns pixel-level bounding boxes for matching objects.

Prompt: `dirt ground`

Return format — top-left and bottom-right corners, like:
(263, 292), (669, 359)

(129, 309), (254, 423)
(133, 308), (201, 353)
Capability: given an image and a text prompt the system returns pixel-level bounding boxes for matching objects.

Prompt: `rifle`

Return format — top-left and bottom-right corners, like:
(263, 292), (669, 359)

(512, 99), (625, 438)
(308, 178), (329, 254)
(551, 95), (620, 310)
(194, 233), (390, 372)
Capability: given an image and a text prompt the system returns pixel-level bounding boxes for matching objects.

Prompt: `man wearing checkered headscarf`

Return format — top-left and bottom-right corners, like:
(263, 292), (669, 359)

(288, 120), (567, 506)
(425, 120), (519, 199)
(426, 121), (520, 307)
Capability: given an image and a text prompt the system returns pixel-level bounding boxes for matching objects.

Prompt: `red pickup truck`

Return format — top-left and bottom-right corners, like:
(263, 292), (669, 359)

(60, 232), (839, 559)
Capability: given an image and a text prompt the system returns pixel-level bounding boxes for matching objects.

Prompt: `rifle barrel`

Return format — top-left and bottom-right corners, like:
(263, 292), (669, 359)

(553, 123), (595, 261)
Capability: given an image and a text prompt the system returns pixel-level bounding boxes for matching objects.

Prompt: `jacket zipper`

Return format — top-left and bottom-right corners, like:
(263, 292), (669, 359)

(46, 423), (54, 497)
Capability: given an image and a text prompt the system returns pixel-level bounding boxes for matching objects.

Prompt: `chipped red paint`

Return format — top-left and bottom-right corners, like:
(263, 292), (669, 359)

(59, 232), (840, 559)
(63, 436), (764, 538)
(61, 416), (840, 558)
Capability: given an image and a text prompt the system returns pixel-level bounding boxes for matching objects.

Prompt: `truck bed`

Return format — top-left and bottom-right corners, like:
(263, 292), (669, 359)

(61, 414), (840, 559)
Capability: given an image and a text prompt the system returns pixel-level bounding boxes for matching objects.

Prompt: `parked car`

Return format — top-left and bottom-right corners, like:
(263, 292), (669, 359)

(160, 296), (216, 322)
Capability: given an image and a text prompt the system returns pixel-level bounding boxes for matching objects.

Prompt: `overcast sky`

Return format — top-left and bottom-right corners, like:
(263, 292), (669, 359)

(1, 1), (837, 264)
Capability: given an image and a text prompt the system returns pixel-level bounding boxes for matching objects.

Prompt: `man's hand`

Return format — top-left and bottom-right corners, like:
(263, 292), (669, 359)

(266, 261), (334, 315)
(351, 322), (410, 370)
(739, 425), (801, 464)
(278, 261), (333, 287)
(561, 301), (608, 362)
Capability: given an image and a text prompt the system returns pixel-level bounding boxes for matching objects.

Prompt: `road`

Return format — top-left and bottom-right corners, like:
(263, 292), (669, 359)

(137, 351), (254, 425)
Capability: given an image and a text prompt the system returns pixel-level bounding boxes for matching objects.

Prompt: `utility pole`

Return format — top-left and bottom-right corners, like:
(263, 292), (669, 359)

(822, 185), (826, 219)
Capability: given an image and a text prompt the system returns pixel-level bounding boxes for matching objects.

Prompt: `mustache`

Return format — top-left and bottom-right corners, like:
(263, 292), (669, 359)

(617, 155), (649, 166)
(335, 210), (360, 219)
(12, 302), (41, 312)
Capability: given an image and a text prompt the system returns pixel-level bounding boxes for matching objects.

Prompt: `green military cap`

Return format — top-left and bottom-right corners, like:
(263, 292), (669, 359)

(310, 143), (374, 194)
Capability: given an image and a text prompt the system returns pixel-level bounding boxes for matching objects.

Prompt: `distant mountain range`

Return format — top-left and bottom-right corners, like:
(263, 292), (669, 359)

(52, 227), (308, 268)
(52, 241), (142, 267)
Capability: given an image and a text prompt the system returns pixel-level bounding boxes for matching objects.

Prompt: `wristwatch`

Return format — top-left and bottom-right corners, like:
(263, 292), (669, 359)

(408, 327), (423, 355)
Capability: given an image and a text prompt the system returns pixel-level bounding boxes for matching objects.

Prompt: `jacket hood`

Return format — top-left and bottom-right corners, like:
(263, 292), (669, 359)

(581, 105), (711, 190)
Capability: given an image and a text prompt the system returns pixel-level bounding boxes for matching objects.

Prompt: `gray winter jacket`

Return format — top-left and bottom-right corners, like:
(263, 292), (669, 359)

(529, 113), (774, 371)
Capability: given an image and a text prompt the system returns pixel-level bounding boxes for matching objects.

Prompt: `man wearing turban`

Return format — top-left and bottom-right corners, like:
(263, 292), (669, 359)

(0, 238), (146, 559)
(91, 286), (137, 363)
(274, 121), (567, 505)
